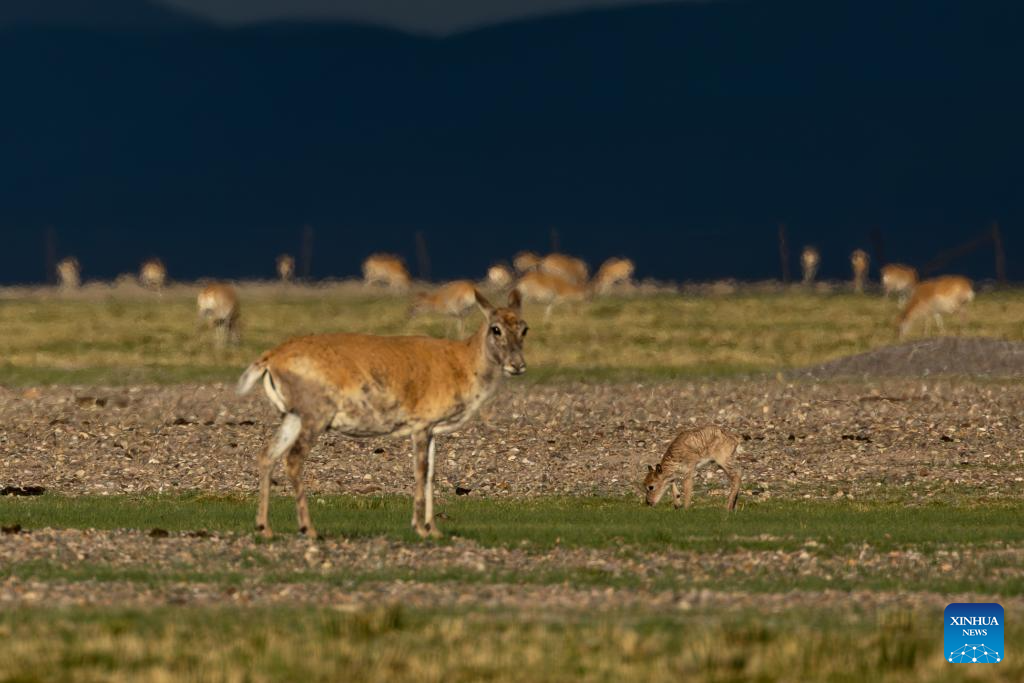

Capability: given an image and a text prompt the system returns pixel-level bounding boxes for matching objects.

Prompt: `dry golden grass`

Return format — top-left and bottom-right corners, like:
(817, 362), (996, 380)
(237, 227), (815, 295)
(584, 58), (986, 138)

(1, 281), (1022, 384)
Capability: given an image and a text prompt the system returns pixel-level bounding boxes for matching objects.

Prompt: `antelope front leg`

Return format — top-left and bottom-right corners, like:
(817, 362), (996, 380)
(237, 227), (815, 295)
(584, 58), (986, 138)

(682, 464), (696, 510)
(671, 482), (683, 509)
(423, 435), (442, 538)
(411, 432), (432, 538)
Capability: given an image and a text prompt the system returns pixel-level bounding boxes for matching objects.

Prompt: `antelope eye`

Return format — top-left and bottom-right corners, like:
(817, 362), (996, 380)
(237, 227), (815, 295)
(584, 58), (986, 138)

(521, 326), (529, 337)
(647, 485), (654, 491)
(490, 325), (502, 336)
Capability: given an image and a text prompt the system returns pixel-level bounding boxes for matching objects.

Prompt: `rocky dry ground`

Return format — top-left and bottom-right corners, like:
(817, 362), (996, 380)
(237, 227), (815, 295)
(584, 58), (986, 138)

(1, 377), (1022, 501)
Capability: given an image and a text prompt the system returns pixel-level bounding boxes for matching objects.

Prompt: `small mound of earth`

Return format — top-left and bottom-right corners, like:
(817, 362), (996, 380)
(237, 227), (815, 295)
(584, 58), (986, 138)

(794, 337), (1024, 379)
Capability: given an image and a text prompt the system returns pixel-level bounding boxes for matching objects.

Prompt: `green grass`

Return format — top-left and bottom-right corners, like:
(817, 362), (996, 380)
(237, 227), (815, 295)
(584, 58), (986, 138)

(3, 494), (1021, 553)
(3, 285), (1024, 385)
(0, 605), (1019, 682)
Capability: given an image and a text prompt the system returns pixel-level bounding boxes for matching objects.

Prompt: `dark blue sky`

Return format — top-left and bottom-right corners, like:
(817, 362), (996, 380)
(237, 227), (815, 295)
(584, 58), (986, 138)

(0, 0), (1020, 284)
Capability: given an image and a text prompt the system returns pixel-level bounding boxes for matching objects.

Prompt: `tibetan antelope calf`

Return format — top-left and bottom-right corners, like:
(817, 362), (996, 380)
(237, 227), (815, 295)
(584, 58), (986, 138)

(898, 275), (974, 338)
(801, 246), (820, 285)
(197, 283), (241, 345)
(486, 264), (514, 289)
(513, 251), (541, 274)
(850, 249), (870, 293)
(276, 254), (295, 282)
(881, 263), (918, 303)
(237, 289), (528, 539)
(362, 253), (411, 291)
(516, 270), (589, 320)
(409, 280), (477, 336)
(139, 259), (167, 290)
(56, 257), (81, 289)
(642, 425), (742, 511)
(593, 257), (635, 293)
(539, 253), (589, 285)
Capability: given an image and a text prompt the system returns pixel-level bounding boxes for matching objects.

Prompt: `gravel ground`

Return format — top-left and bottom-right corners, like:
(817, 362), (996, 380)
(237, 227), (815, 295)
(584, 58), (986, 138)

(795, 337), (1024, 379)
(2, 529), (1021, 611)
(1, 378), (1022, 500)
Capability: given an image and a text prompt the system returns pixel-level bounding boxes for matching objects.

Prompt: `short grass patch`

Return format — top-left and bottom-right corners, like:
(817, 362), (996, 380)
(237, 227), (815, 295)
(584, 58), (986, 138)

(3, 494), (1021, 554)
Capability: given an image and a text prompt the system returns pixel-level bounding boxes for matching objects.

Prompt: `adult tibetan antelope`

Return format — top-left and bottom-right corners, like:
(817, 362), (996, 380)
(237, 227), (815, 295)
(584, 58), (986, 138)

(642, 425), (742, 511)
(516, 270), (589, 320)
(513, 251), (541, 274)
(898, 275), (974, 338)
(56, 257), (81, 289)
(238, 289), (528, 539)
(276, 254), (295, 282)
(362, 253), (411, 291)
(881, 264), (918, 303)
(486, 264), (514, 289)
(197, 283), (241, 345)
(801, 247), (820, 285)
(539, 253), (589, 285)
(139, 259), (167, 290)
(850, 249), (870, 293)
(593, 257), (635, 293)
(409, 280), (477, 336)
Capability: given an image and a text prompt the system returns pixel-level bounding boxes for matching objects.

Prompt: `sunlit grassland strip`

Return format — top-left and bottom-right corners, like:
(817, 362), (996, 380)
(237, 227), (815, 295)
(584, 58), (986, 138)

(0, 605), (1019, 682)
(1, 287), (1023, 385)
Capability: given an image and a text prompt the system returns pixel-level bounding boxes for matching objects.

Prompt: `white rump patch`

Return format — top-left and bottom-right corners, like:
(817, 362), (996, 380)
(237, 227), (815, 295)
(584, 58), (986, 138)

(263, 372), (288, 413)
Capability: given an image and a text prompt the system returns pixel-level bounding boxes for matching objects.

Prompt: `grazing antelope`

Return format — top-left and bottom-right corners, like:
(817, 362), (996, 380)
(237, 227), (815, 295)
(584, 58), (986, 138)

(197, 283), (241, 345)
(486, 264), (514, 289)
(593, 257), (635, 293)
(850, 249), (870, 293)
(513, 251), (541, 274)
(56, 257), (81, 289)
(276, 254), (295, 282)
(898, 275), (974, 338)
(516, 270), (589, 320)
(539, 253), (589, 285)
(362, 253), (411, 291)
(881, 263), (918, 303)
(237, 289), (528, 539)
(409, 280), (478, 336)
(642, 425), (742, 512)
(139, 259), (167, 290)
(801, 246), (820, 285)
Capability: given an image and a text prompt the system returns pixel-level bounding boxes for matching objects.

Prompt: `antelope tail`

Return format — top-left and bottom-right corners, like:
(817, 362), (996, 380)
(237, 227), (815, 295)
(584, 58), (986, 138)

(237, 360), (268, 396)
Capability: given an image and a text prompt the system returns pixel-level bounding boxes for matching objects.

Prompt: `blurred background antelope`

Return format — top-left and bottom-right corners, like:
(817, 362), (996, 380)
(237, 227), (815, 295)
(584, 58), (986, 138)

(139, 258), (167, 290)
(881, 263), (918, 303)
(801, 246), (820, 285)
(56, 257), (81, 290)
(517, 269), (589, 320)
(898, 275), (974, 338)
(362, 253), (411, 290)
(409, 280), (477, 336)
(850, 249), (870, 293)
(486, 263), (514, 289)
(539, 252), (589, 285)
(197, 283), (241, 345)
(276, 254), (295, 282)
(513, 251), (541, 274)
(593, 257), (635, 293)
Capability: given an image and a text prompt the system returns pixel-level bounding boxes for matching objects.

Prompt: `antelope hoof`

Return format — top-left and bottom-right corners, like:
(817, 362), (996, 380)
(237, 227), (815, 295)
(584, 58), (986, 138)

(257, 525), (273, 539)
(300, 526), (319, 540)
(673, 501), (683, 510)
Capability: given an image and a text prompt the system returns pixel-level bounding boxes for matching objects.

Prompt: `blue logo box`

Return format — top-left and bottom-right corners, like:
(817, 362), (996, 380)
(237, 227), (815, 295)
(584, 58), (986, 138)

(945, 603), (1004, 664)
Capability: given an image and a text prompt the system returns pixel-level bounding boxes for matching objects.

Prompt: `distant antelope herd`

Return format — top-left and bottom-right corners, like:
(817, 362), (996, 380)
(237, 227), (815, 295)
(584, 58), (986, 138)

(42, 243), (983, 538)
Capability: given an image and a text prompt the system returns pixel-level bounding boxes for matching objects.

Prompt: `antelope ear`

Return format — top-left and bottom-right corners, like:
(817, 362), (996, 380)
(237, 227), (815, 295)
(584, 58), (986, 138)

(655, 463), (663, 474)
(474, 289), (495, 316)
(507, 288), (523, 313)
(647, 464), (655, 474)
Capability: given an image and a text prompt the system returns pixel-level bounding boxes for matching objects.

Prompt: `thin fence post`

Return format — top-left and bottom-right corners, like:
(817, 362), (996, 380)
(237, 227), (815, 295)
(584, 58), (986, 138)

(778, 223), (790, 283)
(992, 221), (1007, 285)
(300, 225), (314, 280)
(44, 226), (57, 284)
(415, 230), (431, 281)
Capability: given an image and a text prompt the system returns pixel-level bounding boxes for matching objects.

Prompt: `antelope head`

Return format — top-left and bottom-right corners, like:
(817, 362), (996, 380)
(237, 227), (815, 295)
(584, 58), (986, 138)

(475, 289), (528, 377)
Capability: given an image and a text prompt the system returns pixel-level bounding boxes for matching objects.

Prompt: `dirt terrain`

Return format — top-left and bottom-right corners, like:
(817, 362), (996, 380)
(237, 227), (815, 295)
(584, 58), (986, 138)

(1, 376), (1021, 501)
